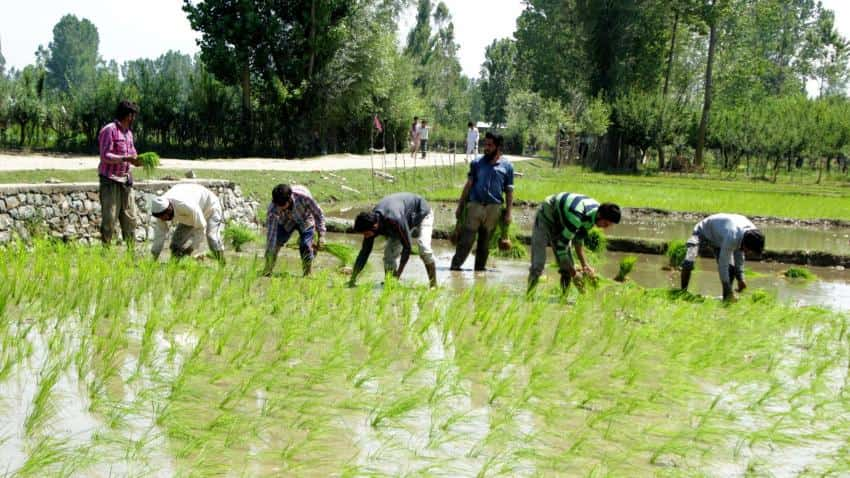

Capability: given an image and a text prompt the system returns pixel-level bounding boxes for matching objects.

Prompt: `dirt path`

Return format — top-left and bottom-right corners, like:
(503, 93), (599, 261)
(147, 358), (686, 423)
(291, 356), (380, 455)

(0, 152), (534, 172)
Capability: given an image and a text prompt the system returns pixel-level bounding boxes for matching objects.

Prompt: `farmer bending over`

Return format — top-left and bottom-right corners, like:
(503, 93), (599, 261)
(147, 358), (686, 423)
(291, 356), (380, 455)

(527, 193), (621, 295)
(450, 132), (514, 271)
(150, 183), (225, 262)
(262, 184), (326, 277)
(349, 192), (437, 288)
(680, 213), (765, 301)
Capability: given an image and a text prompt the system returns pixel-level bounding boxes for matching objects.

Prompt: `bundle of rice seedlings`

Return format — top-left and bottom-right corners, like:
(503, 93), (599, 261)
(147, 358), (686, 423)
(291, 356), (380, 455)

(584, 227), (607, 253)
(489, 217), (527, 259)
(666, 240), (688, 270)
(783, 266), (817, 280)
(615, 256), (638, 282)
(223, 222), (258, 252)
(323, 242), (356, 267)
(137, 152), (160, 177)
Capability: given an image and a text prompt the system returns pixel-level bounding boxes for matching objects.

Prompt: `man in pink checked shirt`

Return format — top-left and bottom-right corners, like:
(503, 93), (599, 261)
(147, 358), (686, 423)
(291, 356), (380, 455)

(98, 100), (141, 246)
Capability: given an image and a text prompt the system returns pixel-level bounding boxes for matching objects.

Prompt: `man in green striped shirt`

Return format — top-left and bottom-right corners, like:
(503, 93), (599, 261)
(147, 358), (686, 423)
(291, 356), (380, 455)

(527, 193), (621, 295)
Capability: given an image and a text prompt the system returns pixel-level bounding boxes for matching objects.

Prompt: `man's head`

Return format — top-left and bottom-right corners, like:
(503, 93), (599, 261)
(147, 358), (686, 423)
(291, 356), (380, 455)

(151, 196), (174, 221)
(272, 184), (293, 211)
(115, 100), (139, 126)
(483, 132), (504, 157)
(413, 116), (419, 123)
(354, 211), (380, 238)
(468, 121), (474, 128)
(422, 119), (428, 126)
(741, 229), (765, 256)
(595, 203), (621, 228)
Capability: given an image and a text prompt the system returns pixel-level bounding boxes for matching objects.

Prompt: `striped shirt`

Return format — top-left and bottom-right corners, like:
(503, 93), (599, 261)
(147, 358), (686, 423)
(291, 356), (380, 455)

(540, 192), (599, 258)
(265, 185), (326, 253)
(97, 121), (137, 180)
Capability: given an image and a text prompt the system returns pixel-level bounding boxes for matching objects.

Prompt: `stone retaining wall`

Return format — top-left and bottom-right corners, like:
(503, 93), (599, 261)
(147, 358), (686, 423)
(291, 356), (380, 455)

(0, 180), (259, 244)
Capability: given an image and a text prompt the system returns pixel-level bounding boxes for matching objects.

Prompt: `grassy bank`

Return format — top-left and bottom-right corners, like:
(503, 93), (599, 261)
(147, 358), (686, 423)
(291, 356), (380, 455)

(1, 158), (849, 220)
(1, 242), (849, 475)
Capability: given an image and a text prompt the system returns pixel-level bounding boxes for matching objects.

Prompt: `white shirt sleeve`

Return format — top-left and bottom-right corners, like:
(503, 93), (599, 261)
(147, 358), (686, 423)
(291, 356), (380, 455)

(151, 219), (169, 259)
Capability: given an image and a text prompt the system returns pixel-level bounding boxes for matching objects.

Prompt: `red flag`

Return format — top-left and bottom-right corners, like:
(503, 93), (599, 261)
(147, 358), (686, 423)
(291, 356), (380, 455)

(373, 114), (383, 132)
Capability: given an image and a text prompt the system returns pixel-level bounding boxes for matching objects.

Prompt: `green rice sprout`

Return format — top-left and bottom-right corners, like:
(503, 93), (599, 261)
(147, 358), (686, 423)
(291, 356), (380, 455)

(615, 256), (638, 282)
(489, 217), (528, 259)
(666, 240), (688, 269)
(783, 266), (817, 280)
(223, 222), (258, 252)
(584, 227), (607, 253)
(323, 242), (356, 266)
(137, 152), (160, 177)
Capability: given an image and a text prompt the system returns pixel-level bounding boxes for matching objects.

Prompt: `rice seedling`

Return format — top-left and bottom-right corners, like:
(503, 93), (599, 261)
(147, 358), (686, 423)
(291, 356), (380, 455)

(783, 266), (817, 280)
(665, 240), (688, 269)
(137, 152), (161, 178)
(223, 222), (258, 252)
(614, 256), (638, 282)
(583, 227), (607, 253)
(489, 215), (528, 259)
(323, 242), (356, 267)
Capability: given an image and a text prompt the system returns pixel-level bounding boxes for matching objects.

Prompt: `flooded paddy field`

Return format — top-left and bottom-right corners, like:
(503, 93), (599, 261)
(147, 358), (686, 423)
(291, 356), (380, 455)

(1, 240), (850, 476)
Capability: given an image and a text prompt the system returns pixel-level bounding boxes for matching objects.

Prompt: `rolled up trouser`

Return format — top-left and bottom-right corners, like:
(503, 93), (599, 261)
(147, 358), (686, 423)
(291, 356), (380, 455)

(384, 210), (435, 272)
(529, 211), (575, 282)
(681, 234), (700, 271)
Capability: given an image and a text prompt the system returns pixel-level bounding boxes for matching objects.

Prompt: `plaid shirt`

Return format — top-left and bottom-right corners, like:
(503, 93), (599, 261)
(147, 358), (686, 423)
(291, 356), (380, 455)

(265, 185), (326, 252)
(98, 120), (137, 180)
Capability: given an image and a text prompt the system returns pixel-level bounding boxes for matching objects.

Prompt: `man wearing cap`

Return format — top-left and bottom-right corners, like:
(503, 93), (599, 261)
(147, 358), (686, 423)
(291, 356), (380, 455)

(680, 213), (766, 301)
(262, 183), (326, 277)
(98, 100), (141, 245)
(150, 183), (225, 262)
(349, 192), (437, 288)
(527, 193), (621, 295)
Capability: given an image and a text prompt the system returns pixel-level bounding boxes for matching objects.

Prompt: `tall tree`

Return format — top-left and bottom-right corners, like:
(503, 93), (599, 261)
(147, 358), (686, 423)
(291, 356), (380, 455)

(695, 0), (727, 166)
(480, 38), (516, 127)
(45, 15), (99, 93)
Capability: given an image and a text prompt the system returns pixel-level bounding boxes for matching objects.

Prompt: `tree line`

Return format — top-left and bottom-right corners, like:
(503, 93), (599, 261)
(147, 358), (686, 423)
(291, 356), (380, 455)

(1, 0), (850, 177)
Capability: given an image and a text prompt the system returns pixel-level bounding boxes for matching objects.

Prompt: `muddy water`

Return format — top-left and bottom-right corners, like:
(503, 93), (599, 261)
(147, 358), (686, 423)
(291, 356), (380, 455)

(329, 203), (850, 255)
(312, 233), (850, 311)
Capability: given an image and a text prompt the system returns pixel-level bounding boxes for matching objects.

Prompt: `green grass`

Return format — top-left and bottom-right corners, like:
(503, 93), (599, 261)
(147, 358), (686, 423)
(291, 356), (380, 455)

(1, 241), (849, 475)
(1, 158), (849, 220)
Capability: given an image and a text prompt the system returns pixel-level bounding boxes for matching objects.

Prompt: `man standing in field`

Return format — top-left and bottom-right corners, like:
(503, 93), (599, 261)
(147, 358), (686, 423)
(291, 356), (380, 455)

(262, 184), (326, 277)
(98, 100), (141, 246)
(527, 193), (621, 295)
(410, 116), (421, 159)
(150, 183), (225, 262)
(419, 120), (430, 159)
(450, 132), (514, 271)
(465, 121), (479, 162)
(680, 213), (765, 301)
(349, 192), (437, 288)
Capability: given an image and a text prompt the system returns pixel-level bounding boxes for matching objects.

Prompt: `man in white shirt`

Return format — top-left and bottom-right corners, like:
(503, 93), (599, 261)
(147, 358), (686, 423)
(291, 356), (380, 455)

(465, 121), (479, 162)
(419, 119), (430, 159)
(150, 183), (225, 262)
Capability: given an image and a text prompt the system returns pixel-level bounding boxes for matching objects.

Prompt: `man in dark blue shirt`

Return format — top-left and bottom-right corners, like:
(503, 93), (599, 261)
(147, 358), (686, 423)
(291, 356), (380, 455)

(450, 132), (514, 271)
(349, 192), (437, 287)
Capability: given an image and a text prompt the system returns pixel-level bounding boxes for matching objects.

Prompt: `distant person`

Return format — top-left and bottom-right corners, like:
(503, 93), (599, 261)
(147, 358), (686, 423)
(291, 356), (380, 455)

(262, 184), (326, 277)
(450, 132), (514, 271)
(680, 213), (765, 301)
(410, 116), (421, 159)
(98, 100), (141, 246)
(150, 183), (225, 263)
(465, 121), (479, 162)
(419, 120), (430, 159)
(349, 192), (437, 288)
(527, 193), (621, 295)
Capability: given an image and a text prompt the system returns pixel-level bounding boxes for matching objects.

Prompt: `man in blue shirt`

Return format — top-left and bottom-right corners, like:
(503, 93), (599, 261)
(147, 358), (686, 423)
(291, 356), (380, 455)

(450, 132), (514, 271)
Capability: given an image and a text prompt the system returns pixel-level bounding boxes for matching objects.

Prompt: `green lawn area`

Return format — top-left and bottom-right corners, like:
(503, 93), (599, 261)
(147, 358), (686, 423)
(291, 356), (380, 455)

(1, 159), (848, 220)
